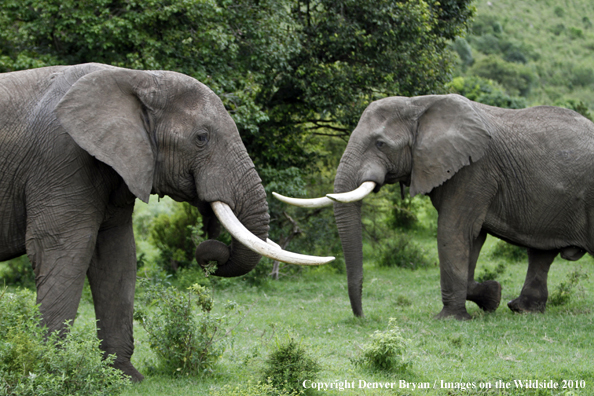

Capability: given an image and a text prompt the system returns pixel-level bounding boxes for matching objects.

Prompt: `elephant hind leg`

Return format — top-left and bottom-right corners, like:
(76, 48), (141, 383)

(466, 230), (502, 312)
(508, 248), (557, 313)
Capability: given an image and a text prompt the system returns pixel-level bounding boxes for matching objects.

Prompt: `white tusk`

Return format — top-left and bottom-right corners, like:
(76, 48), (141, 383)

(272, 192), (333, 208)
(326, 181), (376, 203)
(266, 238), (282, 250)
(211, 201), (334, 265)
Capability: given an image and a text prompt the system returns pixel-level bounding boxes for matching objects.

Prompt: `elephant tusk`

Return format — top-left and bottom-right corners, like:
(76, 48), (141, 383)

(266, 238), (282, 250)
(211, 201), (334, 265)
(326, 181), (376, 203)
(272, 192), (334, 208)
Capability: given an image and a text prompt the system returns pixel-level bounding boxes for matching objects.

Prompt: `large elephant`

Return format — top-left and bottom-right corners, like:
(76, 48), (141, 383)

(0, 63), (331, 381)
(275, 94), (593, 320)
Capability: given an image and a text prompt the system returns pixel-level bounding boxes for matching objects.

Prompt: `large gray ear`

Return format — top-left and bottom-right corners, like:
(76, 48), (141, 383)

(409, 94), (492, 196)
(56, 67), (161, 203)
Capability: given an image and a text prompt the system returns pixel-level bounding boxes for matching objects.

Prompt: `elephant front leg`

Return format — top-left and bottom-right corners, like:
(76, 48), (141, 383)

(508, 248), (557, 313)
(466, 230), (502, 312)
(435, 224), (474, 320)
(87, 216), (144, 382)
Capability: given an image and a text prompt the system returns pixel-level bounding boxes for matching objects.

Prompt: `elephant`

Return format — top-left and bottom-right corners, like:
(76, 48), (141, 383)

(274, 94), (594, 320)
(0, 63), (332, 381)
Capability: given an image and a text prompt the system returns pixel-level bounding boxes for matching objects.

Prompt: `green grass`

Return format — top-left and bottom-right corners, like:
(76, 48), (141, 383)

(68, 233), (594, 396)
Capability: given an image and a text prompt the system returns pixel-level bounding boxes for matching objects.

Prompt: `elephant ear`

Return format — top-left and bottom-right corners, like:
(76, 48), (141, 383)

(409, 94), (492, 196)
(56, 67), (162, 203)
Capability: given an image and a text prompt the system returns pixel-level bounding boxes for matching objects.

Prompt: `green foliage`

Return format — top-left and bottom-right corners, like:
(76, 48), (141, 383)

(261, 335), (321, 395)
(548, 267), (589, 307)
(352, 318), (411, 372)
(134, 282), (234, 376)
(378, 235), (432, 270)
(490, 240), (528, 262)
(554, 98), (593, 121)
(0, 255), (35, 288)
(469, 55), (537, 97)
(210, 380), (298, 396)
(149, 202), (203, 274)
(0, 288), (129, 396)
(476, 262), (507, 283)
(453, 37), (474, 66)
(447, 76), (527, 108)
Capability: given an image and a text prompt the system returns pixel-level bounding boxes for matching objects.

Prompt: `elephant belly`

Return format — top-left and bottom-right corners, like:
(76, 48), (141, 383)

(483, 192), (594, 253)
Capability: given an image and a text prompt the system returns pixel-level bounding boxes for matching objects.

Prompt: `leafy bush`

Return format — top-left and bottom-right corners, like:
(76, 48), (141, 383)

(490, 240), (527, 262)
(447, 76), (527, 109)
(134, 282), (234, 376)
(453, 37), (474, 66)
(378, 235), (432, 270)
(0, 255), (35, 288)
(261, 335), (321, 395)
(476, 262), (507, 283)
(554, 98), (593, 121)
(549, 267), (589, 307)
(470, 55), (537, 96)
(149, 201), (204, 274)
(0, 288), (129, 396)
(352, 318), (411, 372)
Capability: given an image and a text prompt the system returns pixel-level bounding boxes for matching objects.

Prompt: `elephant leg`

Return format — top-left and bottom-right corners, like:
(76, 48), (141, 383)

(27, 217), (100, 337)
(434, 222), (474, 320)
(466, 230), (502, 312)
(508, 248), (557, 313)
(87, 213), (143, 382)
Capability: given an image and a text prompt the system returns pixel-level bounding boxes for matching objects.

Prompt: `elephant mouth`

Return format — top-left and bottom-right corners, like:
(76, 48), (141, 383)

(198, 201), (335, 266)
(272, 181), (377, 207)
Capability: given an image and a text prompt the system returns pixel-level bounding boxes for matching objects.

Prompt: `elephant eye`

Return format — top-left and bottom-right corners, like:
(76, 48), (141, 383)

(196, 131), (209, 145)
(376, 140), (385, 149)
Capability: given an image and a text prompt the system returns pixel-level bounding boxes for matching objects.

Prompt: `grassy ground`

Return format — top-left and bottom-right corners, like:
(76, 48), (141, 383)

(70, 233), (594, 396)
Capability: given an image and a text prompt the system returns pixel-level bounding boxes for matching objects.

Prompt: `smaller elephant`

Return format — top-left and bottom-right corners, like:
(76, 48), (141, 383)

(275, 94), (594, 320)
(0, 63), (332, 381)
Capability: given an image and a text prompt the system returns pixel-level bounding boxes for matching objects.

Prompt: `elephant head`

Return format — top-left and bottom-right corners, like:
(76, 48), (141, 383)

(56, 64), (332, 277)
(274, 94), (491, 316)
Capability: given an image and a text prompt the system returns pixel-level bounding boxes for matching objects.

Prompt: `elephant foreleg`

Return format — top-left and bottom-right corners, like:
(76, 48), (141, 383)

(434, 222), (473, 320)
(466, 230), (502, 312)
(87, 212), (144, 382)
(508, 248), (557, 313)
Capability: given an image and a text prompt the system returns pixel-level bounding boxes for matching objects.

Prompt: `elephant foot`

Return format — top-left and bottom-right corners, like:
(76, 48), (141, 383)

(467, 280), (502, 312)
(434, 307), (472, 321)
(113, 360), (144, 382)
(507, 295), (546, 313)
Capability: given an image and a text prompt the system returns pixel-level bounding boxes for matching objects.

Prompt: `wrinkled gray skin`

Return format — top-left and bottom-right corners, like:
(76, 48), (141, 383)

(0, 64), (269, 380)
(334, 94), (593, 320)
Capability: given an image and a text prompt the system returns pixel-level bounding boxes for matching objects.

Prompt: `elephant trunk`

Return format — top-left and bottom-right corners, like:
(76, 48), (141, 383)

(334, 150), (365, 317)
(195, 168), (269, 277)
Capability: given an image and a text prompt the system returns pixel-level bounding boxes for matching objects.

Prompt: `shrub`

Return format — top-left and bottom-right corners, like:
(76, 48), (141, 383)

(549, 267), (589, 307)
(446, 76), (526, 109)
(470, 55), (537, 97)
(352, 318), (411, 372)
(555, 98), (593, 121)
(453, 37), (473, 66)
(0, 255), (35, 288)
(0, 288), (129, 396)
(476, 262), (507, 283)
(149, 201), (204, 274)
(490, 240), (527, 262)
(134, 282), (234, 376)
(378, 235), (431, 270)
(261, 335), (321, 395)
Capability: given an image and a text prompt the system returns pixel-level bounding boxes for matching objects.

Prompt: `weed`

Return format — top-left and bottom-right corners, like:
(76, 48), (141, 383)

(378, 234), (432, 270)
(134, 282), (236, 376)
(261, 335), (321, 395)
(209, 379), (298, 396)
(352, 318), (411, 372)
(490, 240), (527, 262)
(0, 288), (129, 396)
(477, 262), (507, 283)
(549, 267), (589, 306)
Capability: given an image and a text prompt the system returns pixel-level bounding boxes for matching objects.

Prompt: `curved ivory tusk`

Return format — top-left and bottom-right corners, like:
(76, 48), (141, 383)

(266, 238), (282, 250)
(326, 181), (377, 203)
(211, 201), (334, 265)
(272, 192), (333, 208)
